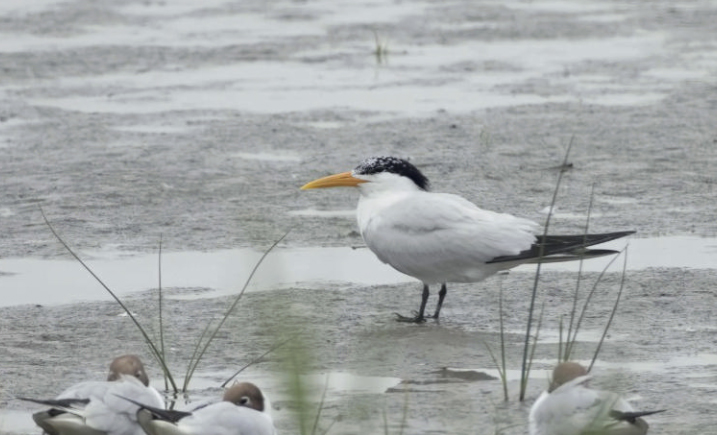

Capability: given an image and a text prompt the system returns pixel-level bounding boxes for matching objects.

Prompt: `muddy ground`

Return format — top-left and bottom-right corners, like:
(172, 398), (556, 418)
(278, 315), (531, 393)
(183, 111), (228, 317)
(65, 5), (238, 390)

(1, 0), (716, 434)
(2, 269), (716, 434)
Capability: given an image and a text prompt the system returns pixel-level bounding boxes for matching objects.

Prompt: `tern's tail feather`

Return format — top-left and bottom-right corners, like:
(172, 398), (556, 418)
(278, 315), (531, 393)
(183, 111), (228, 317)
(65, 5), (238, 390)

(487, 230), (635, 264)
(522, 249), (620, 264)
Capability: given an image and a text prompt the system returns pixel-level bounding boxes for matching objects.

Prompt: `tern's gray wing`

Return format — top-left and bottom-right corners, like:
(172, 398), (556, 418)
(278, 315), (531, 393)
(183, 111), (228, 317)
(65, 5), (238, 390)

(360, 191), (540, 283)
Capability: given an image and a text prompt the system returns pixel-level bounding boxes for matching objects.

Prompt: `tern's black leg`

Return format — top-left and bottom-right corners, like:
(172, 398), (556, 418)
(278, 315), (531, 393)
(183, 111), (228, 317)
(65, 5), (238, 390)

(395, 284), (429, 323)
(428, 283), (447, 320)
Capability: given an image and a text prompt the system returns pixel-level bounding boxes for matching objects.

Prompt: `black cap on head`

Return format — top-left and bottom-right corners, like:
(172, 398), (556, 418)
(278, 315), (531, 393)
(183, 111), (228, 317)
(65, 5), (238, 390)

(354, 156), (430, 191)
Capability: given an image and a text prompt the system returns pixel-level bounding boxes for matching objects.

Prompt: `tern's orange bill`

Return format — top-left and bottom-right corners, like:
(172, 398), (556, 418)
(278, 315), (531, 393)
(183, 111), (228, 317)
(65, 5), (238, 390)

(300, 171), (368, 190)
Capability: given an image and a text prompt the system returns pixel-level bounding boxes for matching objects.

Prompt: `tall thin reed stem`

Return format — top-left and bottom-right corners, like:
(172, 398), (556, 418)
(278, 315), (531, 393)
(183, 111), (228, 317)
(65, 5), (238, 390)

(563, 185), (594, 360)
(498, 283), (508, 401)
(311, 374), (331, 435)
(158, 235), (168, 391)
(221, 335), (295, 388)
(519, 137), (573, 401)
(182, 231), (290, 391)
(589, 247), (629, 371)
(566, 249), (624, 360)
(40, 207), (179, 392)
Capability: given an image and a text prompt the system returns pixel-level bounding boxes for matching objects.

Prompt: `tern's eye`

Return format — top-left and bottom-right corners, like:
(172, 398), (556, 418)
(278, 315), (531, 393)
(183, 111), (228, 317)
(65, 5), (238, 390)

(239, 396), (251, 406)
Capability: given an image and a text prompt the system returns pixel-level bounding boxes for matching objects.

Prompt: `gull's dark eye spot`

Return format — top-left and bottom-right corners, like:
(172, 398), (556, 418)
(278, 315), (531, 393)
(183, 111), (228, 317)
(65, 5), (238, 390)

(239, 396), (250, 406)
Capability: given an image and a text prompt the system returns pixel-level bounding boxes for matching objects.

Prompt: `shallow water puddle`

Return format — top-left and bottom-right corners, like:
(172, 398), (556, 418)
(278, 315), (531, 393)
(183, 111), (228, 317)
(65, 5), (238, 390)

(0, 409), (34, 434)
(443, 367), (552, 383)
(8, 0), (684, 118)
(304, 372), (403, 395)
(595, 353), (717, 373)
(169, 370), (401, 409)
(510, 328), (631, 344)
(447, 353), (717, 389)
(0, 5), (323, 53)
(0, 236), (715, 307)
(527, 236), (717, 272)
(0, 246), (410, 307)
(24, 31), (665, 116)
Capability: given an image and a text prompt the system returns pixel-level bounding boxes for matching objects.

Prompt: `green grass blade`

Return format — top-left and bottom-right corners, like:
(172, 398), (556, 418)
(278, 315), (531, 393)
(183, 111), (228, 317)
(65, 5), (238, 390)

(157, 235), (168, 392)
(183, 230), (290, 390)
(319, 417), (339, 435)
(566, 248), (624, 360)
(558, 315), (564, 363)
(372, 29), (388, 64)
(182, 318), (215, 391)
(563, 184), (594, 361)
(519, 136), (573, 401)
(589, 246), (629, 372)
(483, 341), (508, 401)
(289, 354), (310, 435)
(522, 301), (545, 396)
(40, 207), (178, 392)
(311, 373), (331, 435)
(221, 335), (294, 388)
(498, 282), (508, 401)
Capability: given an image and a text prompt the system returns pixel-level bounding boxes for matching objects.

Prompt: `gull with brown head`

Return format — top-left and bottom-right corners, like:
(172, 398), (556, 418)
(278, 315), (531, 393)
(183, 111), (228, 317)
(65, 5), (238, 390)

(19, 354), (163, 435)
(127, 381), (276, 435)
(529, 362), (664, 435)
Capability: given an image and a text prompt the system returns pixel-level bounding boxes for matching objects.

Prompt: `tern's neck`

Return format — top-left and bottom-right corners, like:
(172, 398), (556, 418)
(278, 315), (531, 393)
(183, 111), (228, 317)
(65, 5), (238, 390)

(356, 177), (424, 198)
(356, 183), (423, 237)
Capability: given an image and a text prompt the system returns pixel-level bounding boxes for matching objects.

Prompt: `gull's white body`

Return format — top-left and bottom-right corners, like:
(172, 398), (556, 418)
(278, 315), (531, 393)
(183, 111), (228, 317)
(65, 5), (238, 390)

(356, 176), (541, 284)
(529, 375), (642, 435)
(40, 375), (164, 435)
(139, 401), (276, 435)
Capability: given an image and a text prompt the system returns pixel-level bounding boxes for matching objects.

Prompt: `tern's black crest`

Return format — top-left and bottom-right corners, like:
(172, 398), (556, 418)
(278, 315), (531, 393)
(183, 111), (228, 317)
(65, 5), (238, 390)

(354, 156), (430, 190)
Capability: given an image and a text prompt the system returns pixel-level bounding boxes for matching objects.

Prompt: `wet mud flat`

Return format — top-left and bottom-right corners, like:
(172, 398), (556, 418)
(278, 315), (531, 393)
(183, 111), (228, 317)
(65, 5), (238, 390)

(2, 268), (716, 434)
(1, 0), (716, 258)
(1, 0), (717, 434)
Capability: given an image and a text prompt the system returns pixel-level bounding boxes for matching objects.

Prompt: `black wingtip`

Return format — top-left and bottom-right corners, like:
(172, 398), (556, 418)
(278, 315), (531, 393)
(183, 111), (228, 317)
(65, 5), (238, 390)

(610, 409), (666, 423)
(17, 397), (89, 408)
(16, 396), (49, 406)
(113, 394), (190, 423)
(604, 230), (636, 239)
(577, 248), (621, 257)
(488, 230), (636, 264)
